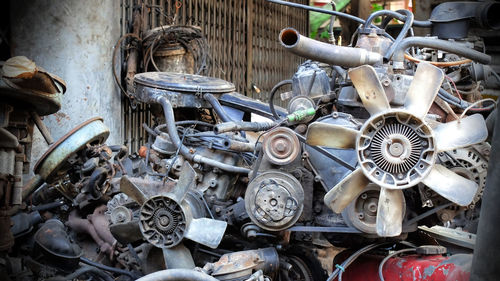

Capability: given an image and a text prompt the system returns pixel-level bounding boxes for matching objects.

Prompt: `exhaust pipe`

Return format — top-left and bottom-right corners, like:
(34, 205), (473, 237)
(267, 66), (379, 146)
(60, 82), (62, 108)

(279, 28), (382, 67)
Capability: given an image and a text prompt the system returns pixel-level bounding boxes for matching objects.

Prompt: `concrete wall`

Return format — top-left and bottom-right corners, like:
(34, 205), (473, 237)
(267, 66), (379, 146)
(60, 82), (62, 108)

(10, 0), (122, 167)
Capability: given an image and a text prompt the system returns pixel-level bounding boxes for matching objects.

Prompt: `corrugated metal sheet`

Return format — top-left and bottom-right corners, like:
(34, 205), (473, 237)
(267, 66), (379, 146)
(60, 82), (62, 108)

(121, 0), (308, 152)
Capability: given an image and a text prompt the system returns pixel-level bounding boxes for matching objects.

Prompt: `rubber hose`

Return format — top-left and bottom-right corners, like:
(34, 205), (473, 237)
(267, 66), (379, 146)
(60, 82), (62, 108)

(391, 37), (491, 66)
(269, 79), (292, 120)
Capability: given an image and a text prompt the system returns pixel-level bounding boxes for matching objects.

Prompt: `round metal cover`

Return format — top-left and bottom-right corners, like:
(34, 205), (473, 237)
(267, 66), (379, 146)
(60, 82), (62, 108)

(134, 72), (235, 93)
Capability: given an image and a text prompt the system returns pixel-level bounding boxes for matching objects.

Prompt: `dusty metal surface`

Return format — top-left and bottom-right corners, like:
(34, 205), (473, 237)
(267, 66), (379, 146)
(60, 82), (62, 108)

(34, 118), (110, 182)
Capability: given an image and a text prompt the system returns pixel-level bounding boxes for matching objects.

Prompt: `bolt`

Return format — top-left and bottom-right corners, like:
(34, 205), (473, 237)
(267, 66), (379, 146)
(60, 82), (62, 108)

(358, 213), (365, 220)
(215, 207), (222, 213)
(360, 193), (368, 200)
(270, 198), (278, 206)
(159, 216), (170, 226)
(382, 79), (391, 87)
(367, 202), (377, 213)
(274, 140), (287, 153)
(314, 175), (322, 182)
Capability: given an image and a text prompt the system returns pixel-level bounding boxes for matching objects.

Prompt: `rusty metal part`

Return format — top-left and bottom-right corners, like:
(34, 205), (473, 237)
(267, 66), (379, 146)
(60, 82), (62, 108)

(66, 210), (113, 255)
(0, 57), (64, 116)
(203, 248), (279, 280)
(0, 214), (14, 251)
(262, 127), (300, 165)
(355, 29), (393, 56)
(152, 43), (195, 74)
(30, 111), (53, 144)
(88, 205), (117, 247)
(245, 170), (304, 231)
(34, 117), (109, 182)
(125, 10), (141, 93)
(227, 139), (256, 152)
(279, 28), (382, 67)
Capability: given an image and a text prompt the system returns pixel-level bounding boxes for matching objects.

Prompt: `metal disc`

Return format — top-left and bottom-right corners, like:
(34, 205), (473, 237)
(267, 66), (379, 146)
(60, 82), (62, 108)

(134, 72), (235, 93)
(34, 117), (109, 181)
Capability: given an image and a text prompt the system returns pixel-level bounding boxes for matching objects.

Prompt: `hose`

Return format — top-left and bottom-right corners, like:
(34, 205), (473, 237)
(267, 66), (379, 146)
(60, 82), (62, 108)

(391, 37), (491, 68)
(214, 121), (278, 134)
(80, 257), (138, 280)
(378, 248), (416, 281)
(378, 10), (414, 60)
(204, 93), (233, 123)
(47, 265), (114, 281)
(136, 269), (219, 281)
(156, 96), (250, 174)
(365, 9), (431, 29)
(204, 93), (246, 137)
(269, 79), (292, 120)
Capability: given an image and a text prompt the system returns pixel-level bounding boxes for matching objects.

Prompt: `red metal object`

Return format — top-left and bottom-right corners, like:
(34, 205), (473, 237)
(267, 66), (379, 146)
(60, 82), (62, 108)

(337, 253), (471, 281)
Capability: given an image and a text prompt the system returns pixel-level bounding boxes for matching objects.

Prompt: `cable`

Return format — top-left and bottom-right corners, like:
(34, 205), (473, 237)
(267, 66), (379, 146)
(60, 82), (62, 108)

(269, 79), (292, 120)
(47, 265), (114, 281)
(378, 248), (416, 281)
(327, 243), (385, 281)
(404, 54), (472, 67)
(112, 33), (142, 99)
(267, 0), (365, 25)
(80, 257), (138, 280)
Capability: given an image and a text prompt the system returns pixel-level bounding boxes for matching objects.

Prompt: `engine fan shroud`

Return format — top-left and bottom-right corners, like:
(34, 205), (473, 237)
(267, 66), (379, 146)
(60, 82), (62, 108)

(357, 110), (437, 189)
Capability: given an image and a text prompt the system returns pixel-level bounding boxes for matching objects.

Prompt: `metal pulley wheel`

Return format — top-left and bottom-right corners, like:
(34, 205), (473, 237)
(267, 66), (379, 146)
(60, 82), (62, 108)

(34, 117), (110, 182)
(245, 170), (304, 231)
(262, 127), (300, 165)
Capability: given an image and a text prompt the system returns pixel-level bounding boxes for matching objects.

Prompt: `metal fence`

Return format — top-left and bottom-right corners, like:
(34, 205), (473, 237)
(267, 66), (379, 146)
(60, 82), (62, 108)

(121, 0), (308, 152)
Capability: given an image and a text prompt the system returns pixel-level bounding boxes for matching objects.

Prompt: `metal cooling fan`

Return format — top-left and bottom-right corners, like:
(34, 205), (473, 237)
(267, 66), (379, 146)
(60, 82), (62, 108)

(306, 62), (488, 237)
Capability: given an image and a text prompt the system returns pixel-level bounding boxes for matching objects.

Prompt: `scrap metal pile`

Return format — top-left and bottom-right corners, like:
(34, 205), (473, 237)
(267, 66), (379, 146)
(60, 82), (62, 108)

(1, 1), (499, 280)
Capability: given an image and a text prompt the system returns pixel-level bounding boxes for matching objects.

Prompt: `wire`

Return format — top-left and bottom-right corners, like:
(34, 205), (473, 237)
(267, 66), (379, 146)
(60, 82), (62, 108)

(112, 33), (142, 100)
(404, 54), (472, 67)
(460, 98), (497, 118)
(444, 75), (463, 100)
(379, 248), (416, 281)
(327, 243), (385, 281)
(267, 0), (365, 25)
(269, 79), (292, 120)
(80, 257), (138, 280)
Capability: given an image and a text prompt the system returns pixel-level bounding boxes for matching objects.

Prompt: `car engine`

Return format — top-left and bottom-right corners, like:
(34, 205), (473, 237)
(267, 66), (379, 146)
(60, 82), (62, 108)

(0, 1), (499, 280)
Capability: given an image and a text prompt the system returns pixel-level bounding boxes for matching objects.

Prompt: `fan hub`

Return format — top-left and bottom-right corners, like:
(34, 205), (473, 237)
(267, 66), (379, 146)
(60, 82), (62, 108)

(139, 196), (187, 248)
(357, 111), (437, 189)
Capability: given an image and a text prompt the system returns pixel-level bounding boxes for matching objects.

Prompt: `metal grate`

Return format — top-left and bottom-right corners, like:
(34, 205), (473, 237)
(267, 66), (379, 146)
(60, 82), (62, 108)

(121, 0), (308, 152)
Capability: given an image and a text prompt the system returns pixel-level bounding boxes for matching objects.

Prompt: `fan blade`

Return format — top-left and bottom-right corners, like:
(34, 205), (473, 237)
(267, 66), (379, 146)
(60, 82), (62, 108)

(162, 244), (195, 269)
(404, 62), (444, 119)
(349, 65), (391, 116)
(324, 168), (369, 213)
(434, 114), (488, 152)
(184, 218), (227, 249)
(376, 188), (404, 237)
(120, 175), (148, 205)
(306, 122), (357, 149)
(422, 164), (478, 206)
(169, 162), (197, 203)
